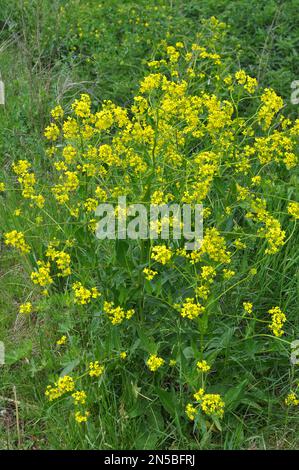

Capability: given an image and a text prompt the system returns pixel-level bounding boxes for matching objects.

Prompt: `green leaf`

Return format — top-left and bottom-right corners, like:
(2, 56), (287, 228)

(5, 340), (32, 365)
(225, 379), (248, 410)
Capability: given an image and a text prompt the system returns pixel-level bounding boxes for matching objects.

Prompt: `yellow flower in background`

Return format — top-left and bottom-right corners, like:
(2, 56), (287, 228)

(119, 351), (127, 360)
(0, 182), (5, 192)
(268, 306), (286, 337)
(45, 375), (75, 401)
(285, 392), (299, 406)
(288, 201), (299, 220)
(185, 403), (197, 421)
(19, 302), (32, 315)
(51, 104), (64, 120)
(146, 354), (165, 372)
(72, 94), (91, 118)
(223, 269), (235, 279)
(258, 88), (283, 130)
(103, 301), (135, 325)
(63, 116), (79, 139)
(44, 123), (60, 141)
(4, 230), (30, 254)
(72, 390), (87, 405)
(151, 245), (172, 265)
(88, 361), (104, 377)
(143, 267), (158, 280)
(31, 261), (53, 287)
(56, 335), (67, 346)
(75, 411), (90, 423)
(243, 302), (253, 314)
(72, 282), (100, 304)
(201, 393), (225, 418)
(196, 360), (211, 372)
(180, 298), (205, 320)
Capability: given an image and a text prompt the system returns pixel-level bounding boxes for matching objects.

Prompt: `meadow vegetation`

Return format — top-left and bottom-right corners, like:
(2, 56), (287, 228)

(0, 0), (298, 450)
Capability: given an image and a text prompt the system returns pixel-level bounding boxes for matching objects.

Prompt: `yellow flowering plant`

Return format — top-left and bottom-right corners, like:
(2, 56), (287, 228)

(1, 17), (298, 445)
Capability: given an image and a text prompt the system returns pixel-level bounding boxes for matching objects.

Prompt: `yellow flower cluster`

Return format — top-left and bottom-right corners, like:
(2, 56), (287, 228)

(143, 267), (158, 280)
(103, 301), (135, 325)
(196, 360), (211, 372)
(72, 282), (100, 305)
(19, 302), (32, 315)
(45, 375), (75, 401)
(51, 105), (64, 120)
(72, 94), (91, 118)
(151, 245), (172, 265)
(46, 245), (71, 277)
(268, 306), (286, 337)
(12, 159), (45, 208)
(72, 390), (87, 405)
(180, 298), (205, 320)
(243, 302), (253, 314)
(200, 393), (225, 418)
(235, 70), (258, 94)
(146, 354), (165, 372)
(285, 392), (299, 406)
(56, 335), (67, 346)
(186, 388), (225, 420)
(288, 201), (299, 220)
(4, 230), (30, 254)
(75, 411), (90, 423)
(44, 122), (60, 141)
(200, 228), (231, 264)
(88, 361), (105, 377)
(31, 261), (53, 288)
(243, 193), (286, 255)
(185, 403), (197, 421)
(258, 88), (284, 130)
(195, 265), (216, 300)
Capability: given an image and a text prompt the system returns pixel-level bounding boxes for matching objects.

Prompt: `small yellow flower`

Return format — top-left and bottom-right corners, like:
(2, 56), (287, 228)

(56, 335), (67, 346)
(185, 403), (197, 421)
(4, 230), (30, 254)
(285, 392), (299, 406)
(51, 104), (64, 120)
(143, 267), (158, 280)
(19, 302), (32, 315)
(88, 361), (105, 377)
(119, 351), (127, 360)
(180, 298), (205, 320)
(288, 201), (299, 220)
(196, 360), (211, 372)
(169, 359), (177, 367)
(243, 302), (253, 314)
(146, 354), (165, 372)
(193, 388), (205, 401)
(268, 306), (286, 337)
(44, 123), (60, 141)
(72, 390), (87, 405)
(223, 269), (235, 279)
(75, 411), (90, 423)
(151, 245), (172, 265)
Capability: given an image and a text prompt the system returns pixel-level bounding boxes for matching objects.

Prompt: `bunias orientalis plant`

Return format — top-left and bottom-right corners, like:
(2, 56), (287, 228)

(1, 17), (298, 434)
